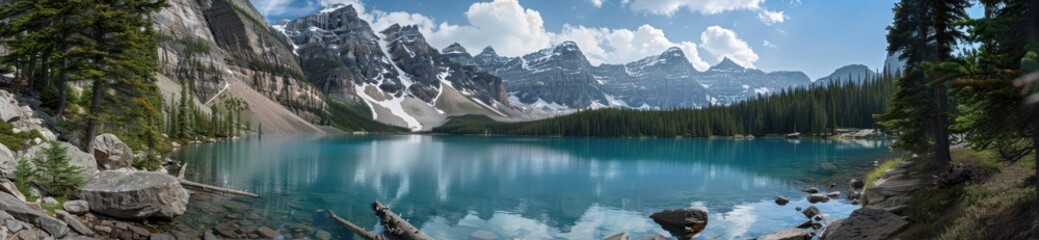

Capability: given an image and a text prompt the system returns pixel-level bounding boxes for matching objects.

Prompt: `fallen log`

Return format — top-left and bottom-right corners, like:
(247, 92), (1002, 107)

(327, 201), (434, 240)
(177, 163), (188, 179)
(328, 210), (381, 240)
(179, 180), (258, 197)
(372, 201), (433, 240)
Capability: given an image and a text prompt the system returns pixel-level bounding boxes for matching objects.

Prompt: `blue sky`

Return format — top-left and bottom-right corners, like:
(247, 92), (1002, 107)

(251, 0), (978, 79)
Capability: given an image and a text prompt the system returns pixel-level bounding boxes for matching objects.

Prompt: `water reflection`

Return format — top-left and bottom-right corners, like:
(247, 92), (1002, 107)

(174, 135), (895, 239)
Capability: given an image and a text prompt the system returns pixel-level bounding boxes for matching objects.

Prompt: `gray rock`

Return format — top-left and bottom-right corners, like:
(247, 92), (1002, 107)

(649, 208), (708, 238)
(42, 197), (59, 208)
(63, 200), (89, 215)
(801, 206), (820, 219)
(775, 196), (790, 205)
(55, 210), (94, 236)
(0, 144), (16, 179)
(22, 141), (99, 179)
(801, 187), (819, 194)
(77, 171), (189, 220)
(807, 193), (829, 203)
(826, 191), (840, 198)
(0, 181), (26, 201)
(759, 228), (810, 240)
(820, 208), (908, 240)
(849, 178), (865, 189)
(91, 134), (134, 170)
(0, 90), (21, 122)
(0, 192), (69, 238)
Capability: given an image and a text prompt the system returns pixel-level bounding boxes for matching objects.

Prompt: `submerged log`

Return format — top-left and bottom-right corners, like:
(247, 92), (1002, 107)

(327, 202), (434, 240)
(328, 210), (380, 240)
(179, 180), (258, 197)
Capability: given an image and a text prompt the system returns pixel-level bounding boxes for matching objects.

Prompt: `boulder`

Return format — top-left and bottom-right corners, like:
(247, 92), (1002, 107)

(759, 228), (810, 240)
(0, 144), (16, 179)
(826, 191), (840, 198)
(820, 208), (908, 240)
(42, 197), (59, 208)
(807, 194), (829, 203)
(0, 192), (69, 238)
(936, 164), (972, 186)
(55, 210), (94, 236)
(801, 206), (820, 219)
(91, 134), (134, 170)
(22, 141), (99, 179)
(849, 179), (864, 189)
(649, 208), (708, 238)
(62, 200), (89, 215)
(77, 171), (189, 220)
(0, 90), (21, 122)
(775, 196), (790, 205)
(800, 187), (819, 194)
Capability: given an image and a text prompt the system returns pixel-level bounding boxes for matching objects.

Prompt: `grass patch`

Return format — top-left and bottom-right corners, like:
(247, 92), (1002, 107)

(864, 158), (902, 188)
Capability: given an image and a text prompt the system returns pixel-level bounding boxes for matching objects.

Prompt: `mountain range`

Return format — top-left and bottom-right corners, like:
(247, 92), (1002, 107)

(152, 0), (889, 132)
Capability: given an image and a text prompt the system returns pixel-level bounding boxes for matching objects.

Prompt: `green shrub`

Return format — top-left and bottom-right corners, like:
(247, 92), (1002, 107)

(0, 121), (44, 151)
(14, 158), (36, 201)
(30, 141), (85, 199)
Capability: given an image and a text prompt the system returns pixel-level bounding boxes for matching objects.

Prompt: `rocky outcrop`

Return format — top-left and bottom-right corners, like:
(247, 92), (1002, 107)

(77, 171), (189, 220)
(0, 192), (69, 238)
(820, 208), (908, 240)
(91, 134), (133, 170)
(649, 208), (708, 239)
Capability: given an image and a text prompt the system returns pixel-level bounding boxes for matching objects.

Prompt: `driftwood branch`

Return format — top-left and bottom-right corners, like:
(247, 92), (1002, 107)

(328, 201), (434, 240)
(179, 180), (258, 197)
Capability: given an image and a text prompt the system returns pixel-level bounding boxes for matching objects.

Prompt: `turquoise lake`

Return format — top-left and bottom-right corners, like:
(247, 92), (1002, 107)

(167, 135), (898, 239)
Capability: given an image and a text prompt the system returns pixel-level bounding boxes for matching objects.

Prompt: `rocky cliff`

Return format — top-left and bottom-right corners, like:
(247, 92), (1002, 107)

(153, 0), (329, 133)
(274, 4), (520, 130)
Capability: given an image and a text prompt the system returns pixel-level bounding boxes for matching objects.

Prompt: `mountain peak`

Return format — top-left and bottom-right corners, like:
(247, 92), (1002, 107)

(554, 41), (581, 54)
(661, 47), (685, 58)
(709, 57), (746, 72)
(319, 3), (350, 14)
(479, 46), (498, 56)
(443, 43), (468, 54)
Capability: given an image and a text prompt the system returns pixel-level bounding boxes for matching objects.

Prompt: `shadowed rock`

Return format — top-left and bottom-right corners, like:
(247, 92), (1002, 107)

(649, 208), (708, 239)
(78, 171), (189, 220)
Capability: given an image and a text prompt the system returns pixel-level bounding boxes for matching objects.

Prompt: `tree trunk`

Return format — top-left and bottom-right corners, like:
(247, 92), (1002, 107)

(55, 59), (68, 122)
(933, 85), (952, 168)
(82, 79), (102, 153)
(25, 54), (36, 93)
(40, 49), (51, 88)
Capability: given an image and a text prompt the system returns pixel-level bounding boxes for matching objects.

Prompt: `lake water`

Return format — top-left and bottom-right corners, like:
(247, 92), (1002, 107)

(166, 135), (897, 239)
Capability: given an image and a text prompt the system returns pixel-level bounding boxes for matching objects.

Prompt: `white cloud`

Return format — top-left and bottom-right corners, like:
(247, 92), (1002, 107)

(627, 0), (763, 16)
(625, 0), (790, 26)
(590, 0), (604, 8)
(700, 26), (759, 68)
(757, 9), (788, 25)
(557, 24), (710, 70)
(763, 40), (777, 48)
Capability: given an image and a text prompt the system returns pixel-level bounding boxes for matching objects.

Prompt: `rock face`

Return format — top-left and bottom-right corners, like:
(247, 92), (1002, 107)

(820, 208), (908, 240)
(92, 134), (133, 170)
(649, 208), (708, 239)
(153, 0), (328, 132)
(487, 41), (609, 109)
(0, 192), (69, 238)
(77, 171), (189, 220)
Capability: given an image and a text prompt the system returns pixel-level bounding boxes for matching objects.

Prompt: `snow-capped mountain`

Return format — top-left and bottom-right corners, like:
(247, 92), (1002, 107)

(275, 4), (521, 130)
(481, 41), (609, 109)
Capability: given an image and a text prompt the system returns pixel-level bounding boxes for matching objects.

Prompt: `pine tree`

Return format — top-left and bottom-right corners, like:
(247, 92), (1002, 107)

(30, 141), (84, 199)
